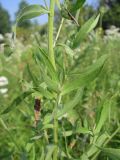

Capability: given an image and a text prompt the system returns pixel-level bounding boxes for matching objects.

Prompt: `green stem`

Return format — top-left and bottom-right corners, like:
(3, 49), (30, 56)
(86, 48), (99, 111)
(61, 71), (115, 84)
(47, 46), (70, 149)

(54, 18), (64, 47)
(53, 95), (61, 160)
(48, 0), (56, 69)
(53, 116), (58, 160)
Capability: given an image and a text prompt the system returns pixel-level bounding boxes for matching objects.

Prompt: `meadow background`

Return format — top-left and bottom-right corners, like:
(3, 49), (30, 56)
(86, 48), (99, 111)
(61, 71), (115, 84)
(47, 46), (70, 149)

(0, 0), (120, 159)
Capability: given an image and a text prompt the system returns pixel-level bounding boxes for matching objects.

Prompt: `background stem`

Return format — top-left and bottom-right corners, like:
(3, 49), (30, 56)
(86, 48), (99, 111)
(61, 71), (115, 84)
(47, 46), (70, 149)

(48, 0), (56, 69)
(54, 18), (64, 47)
(53, 95), (61, 160)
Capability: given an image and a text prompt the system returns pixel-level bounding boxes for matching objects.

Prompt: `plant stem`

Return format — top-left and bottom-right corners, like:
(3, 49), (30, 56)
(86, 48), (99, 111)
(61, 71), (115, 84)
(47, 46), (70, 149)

(53, 116), (58, 160)
(48, 0), (56, 69)
(53, 95), (61, 160)
(54, 18), (64, 47)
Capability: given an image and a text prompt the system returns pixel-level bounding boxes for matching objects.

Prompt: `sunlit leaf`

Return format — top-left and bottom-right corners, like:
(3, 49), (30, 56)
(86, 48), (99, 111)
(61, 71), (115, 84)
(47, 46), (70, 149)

(70, 0), (86, 12)
(76, 127), (92, 135)
(72, 14), (100, 48)
(61, 55), (107, 95)
(16, 5), (49, 24)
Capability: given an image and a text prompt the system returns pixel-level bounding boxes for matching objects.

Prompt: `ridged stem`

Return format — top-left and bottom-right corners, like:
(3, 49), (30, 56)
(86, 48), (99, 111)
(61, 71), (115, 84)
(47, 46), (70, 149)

(48, 0), (56, 69)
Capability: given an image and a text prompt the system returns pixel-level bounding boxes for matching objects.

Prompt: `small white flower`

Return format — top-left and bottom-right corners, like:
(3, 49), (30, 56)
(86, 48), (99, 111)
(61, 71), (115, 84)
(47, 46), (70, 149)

(0, 88), (8, 94)
(0, 76), (8, 86)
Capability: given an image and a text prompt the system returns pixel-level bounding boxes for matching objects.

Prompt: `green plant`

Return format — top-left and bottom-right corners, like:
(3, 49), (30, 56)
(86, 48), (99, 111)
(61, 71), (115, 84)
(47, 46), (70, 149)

(1, 0), (120, 160)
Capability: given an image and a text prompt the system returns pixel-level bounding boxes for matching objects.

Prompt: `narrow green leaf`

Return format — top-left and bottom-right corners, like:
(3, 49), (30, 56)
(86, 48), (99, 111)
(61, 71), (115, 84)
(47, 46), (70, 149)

(30, 146), (35, 160)
(42, 124), (54, 130)
(1, 91), (33, 114)
(0, 150), (14, 159)
(30, 135), (42, 141)
(61, 55), (107, 95)
(0, 118), (8, 130)
(100, 147), (120, 160)
(87, 133), (109, 158)
(43, 114), (53, 125)
(94, 100), (111, 134)
(70, 0), (86, 12)
(27, 64), (38, 87)
(80, 154), (89, 160)
(33, 87), (56, 99)
(76, 127), (92, 135)
(57, 89), (83, 118)
(42, 71), (58, 92)
(63, 130), (73, 137)
(16, 5), (49, 24)
(57, 43), (74, 57)
(72, 14), (100, 48)
(40, 147), (45, 160)
(45, 145), (56, 160)
(37, 47), (58, 81)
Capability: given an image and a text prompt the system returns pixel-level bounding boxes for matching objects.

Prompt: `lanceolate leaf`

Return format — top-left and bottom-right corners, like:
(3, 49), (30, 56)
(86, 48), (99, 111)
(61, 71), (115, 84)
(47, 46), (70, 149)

(57, 43), (74, 57)
(27, 64), (38, 87)
(16, 5), (49, 25)
(57, 89), (83, 118)
(61, 55), (107, 95)
(94, 100), (111, 134)
(76, 127), (92, 135)
(70, 0), (86, 12)
(86, 133), (109, 158)
(1, 91), (33, 114)
(40, 147), (45, 160)
(37, 47), (58, 82)
(72, 14), (100, 48)
(33, 87), (56, 99)
(99, 147), (120, 160)
(42, 72), (58, 92)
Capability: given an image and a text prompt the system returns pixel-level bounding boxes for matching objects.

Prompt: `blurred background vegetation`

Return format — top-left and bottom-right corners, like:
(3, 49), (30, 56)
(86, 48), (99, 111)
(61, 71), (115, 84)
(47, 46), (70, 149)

(0, 0), (120, 159)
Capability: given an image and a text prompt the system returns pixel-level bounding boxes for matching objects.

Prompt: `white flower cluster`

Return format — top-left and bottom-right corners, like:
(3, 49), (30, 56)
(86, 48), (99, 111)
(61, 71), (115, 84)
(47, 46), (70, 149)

(104, 26), (120, 40)
(0, 76), (8, 95)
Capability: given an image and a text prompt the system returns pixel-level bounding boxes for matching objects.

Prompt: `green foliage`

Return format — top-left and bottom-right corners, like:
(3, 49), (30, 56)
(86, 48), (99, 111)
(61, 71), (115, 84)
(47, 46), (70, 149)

(15, 0), (32, 28)
(0, 4), (11, 34)
(0, 1), (120, 160)
(99, 147), (120, 159)
(72, 14), (100, 48)
(16, 5), (49, 25)
(100, 0), (120, 28)
(61, 54), (107, 95)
